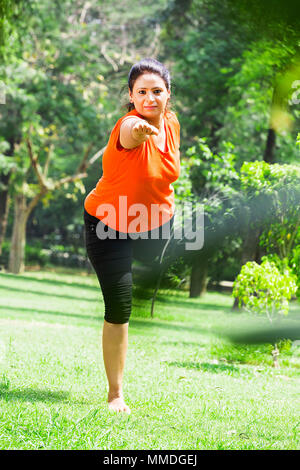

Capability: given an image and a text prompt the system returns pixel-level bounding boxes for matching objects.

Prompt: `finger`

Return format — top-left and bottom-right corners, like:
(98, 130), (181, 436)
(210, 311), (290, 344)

(145, 125), (158, 135)
(135, 124), (145, 134)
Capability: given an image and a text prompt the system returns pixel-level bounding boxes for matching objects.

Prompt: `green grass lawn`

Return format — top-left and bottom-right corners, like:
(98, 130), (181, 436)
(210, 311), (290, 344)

(0, 269), (299, 450)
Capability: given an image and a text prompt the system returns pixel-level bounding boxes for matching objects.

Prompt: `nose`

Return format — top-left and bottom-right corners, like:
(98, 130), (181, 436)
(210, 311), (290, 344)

(146, 92), (155, 103)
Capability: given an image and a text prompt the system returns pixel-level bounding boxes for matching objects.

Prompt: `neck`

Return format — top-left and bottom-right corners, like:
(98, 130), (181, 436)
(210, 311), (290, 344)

(146, 114), (164, 130)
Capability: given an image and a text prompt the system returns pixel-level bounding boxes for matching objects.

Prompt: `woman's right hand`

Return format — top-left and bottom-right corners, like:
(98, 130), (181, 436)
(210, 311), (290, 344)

(120, 117), (159, 149)
(131, 120), (159, 140)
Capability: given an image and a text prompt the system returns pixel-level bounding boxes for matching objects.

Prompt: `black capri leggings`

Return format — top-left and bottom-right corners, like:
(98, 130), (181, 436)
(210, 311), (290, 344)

(84, 208), (173, 324)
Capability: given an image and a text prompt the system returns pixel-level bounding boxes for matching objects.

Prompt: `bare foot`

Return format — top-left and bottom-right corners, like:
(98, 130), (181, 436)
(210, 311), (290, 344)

(108, 395), (131, 414)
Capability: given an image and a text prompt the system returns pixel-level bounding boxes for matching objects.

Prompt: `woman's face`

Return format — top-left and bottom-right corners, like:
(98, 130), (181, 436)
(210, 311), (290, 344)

(129, 73), (170, 122)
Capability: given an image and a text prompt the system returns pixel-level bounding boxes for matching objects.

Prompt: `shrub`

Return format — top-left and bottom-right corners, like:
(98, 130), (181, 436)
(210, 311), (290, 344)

(0, 241), (9, 269)
(291, 245), (300, 300)
(232, 258), (297, 322)
(25, 244), (50, 267)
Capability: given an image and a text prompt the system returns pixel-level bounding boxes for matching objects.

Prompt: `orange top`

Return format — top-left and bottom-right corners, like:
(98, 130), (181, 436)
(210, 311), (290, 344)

(84, 109), (180, 233)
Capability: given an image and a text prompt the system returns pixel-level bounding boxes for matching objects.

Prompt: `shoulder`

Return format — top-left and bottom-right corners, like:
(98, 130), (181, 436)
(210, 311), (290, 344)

(165, 111), (180, 138)
(118, 109), (143, 128)
(165, 110), (180, 129)
(108, 109), (141, 139)
(113, 109), (145, 152)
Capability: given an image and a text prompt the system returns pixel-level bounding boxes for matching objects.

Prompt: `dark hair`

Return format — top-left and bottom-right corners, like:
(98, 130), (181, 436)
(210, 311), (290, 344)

(125, 58), (171, 112)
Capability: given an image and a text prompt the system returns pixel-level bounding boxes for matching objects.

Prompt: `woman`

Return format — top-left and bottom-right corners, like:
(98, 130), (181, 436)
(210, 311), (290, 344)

(83, 58), (180, 413)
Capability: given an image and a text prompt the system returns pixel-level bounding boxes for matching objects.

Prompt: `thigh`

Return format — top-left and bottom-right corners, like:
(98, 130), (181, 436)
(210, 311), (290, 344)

(84, 210), (133, 323)
(132, 237), (167, 264)
(132, 215), (174, 265)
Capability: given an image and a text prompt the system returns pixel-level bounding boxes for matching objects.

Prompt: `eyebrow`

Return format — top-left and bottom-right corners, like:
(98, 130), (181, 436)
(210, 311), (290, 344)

(137, 87), (163, 90)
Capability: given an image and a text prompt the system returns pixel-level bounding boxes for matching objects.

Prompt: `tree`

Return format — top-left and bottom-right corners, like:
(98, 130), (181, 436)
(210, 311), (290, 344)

(7, 134), (105, 273)
(160, 0), (251, 152)
(160, 0), (300, 162)
(0, 0), (22, 51)
(0, 0), (170, 272)
(173, 138), (240, 297)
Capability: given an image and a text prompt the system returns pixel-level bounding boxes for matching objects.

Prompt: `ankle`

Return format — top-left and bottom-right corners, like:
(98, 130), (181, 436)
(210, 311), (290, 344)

(108, 388), (123, 400)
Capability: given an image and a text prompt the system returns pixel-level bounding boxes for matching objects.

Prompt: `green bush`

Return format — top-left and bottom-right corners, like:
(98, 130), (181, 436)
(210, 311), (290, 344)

(162, 256), (191, 289)
(1, 241), (51, 268)
(0, 241), (9, 268)
(291, 245), (300, 300)
(0, 240), (89, 270)
(25, 244), (50, 267)
(232, 258), (297, 321)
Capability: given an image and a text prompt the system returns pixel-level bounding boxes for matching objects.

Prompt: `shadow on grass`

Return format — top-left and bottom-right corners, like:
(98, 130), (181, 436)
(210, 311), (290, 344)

(0, 305), (102, 323)
(0, 285), (98, 302)
(160, 340), (207, 348)
(133, 289), (232, 313)
(0, 385), (70, 403)
(159, 299), (232, 312)
(129, 318), (216, 336)
(1, 273), (233, 315)
(0, 273), (99, 292)
(0, 304), (219, 336)
(167, 360), (240, 374)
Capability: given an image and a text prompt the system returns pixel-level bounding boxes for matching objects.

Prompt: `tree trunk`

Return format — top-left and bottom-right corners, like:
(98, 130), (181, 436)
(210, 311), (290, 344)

(0, 175), (10, 255)
(263, 128), (276, 163)
(232, 296), (240, 311)
(8, 193), (27, 274)
(240, 226), (261, 266)
(189, 256), (208, 298)
(0, 139), (15, 255)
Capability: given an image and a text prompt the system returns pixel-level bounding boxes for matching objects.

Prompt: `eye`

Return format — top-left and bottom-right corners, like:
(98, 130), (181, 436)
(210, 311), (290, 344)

(138, 90), (146, 94)
(154, 90), (162, 94)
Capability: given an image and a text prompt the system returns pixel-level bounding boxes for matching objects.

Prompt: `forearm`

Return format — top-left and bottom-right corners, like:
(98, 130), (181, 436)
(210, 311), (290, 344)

(129, 119), (150, 145)
(120, 117), (156, 149)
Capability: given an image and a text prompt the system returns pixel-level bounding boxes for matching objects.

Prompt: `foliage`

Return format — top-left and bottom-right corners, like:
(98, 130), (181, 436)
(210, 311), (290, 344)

(208, 238), (243, 283)
(239, 160), (300, 270)
(240, 160), (300, 195)
(25, 243), (49, 267)
(217, 38), (300, 164)
(259, 223), (300, 262)
(173, 156), (194, 203)
(0, 0), (20, 50)
(291, 246), (300, 300)
(161, 0), (300, 163)
(0, 0), (172, 249)
(0, 140), (17, 187)
(251, 251), (300, 303)
(183, 138), (243, 262)
(184, 138), (239, 209)
(160, 0), (251, 151)
(240, 161), (300, 294)
(0, 239), (8, 265)
(171, 137), (244, 287)
(226, 0), (300, 42)
(1, 0), (300, 284)
(0, 238), (90, 269)
(232, 258), (297, 321)
(161, 255), (191, 289)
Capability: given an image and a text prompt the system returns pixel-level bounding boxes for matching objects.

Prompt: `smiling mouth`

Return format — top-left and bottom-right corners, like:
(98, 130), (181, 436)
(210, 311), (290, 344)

(144, 106), (157, 109)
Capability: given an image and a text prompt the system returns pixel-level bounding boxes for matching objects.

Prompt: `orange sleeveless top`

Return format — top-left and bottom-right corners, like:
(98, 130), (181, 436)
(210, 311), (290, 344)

(84, 109), (180, 233)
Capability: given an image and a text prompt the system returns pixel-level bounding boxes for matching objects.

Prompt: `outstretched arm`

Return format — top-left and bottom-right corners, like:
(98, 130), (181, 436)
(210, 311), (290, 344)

(120, 118), (158, 149)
